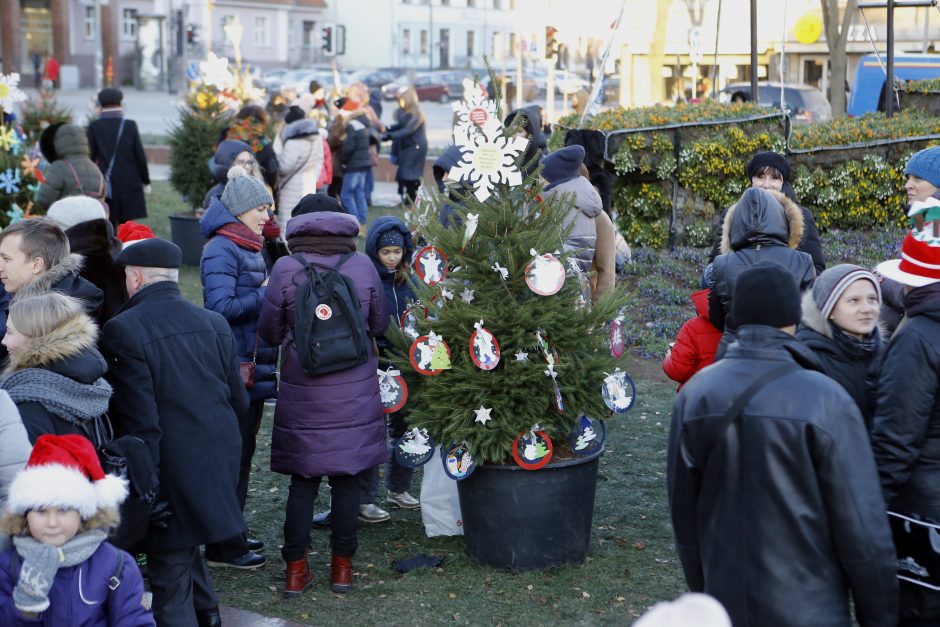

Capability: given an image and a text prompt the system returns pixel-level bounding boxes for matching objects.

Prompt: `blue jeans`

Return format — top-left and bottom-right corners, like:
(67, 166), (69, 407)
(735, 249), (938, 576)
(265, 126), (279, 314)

(365, 167), (375, 202)
(341, 170), (368, 225)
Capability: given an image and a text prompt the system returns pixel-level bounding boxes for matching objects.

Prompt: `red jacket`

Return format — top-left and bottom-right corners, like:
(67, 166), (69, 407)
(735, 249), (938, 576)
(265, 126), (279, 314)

(662, 288), (722, 389)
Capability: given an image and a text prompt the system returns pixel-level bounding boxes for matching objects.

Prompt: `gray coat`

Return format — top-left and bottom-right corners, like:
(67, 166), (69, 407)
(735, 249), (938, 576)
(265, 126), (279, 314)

(0, 391), (29, 508)
(34, 124), (106, 212)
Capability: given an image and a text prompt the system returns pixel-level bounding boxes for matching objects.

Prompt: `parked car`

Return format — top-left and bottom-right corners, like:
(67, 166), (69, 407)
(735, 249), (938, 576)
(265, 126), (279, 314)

(349, 69), (401, 89)
(412, 74), (450, 102)
(485, 75), (540, 103)
(436, 70), (475, 99)
(719, 82), (832, 123)
(381, 74), (412, 100)
(849, 52), (940, 116)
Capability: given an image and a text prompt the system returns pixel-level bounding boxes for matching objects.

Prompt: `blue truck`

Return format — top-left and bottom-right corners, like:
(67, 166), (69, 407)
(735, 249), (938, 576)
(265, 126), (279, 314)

(848, 53), (940, 116)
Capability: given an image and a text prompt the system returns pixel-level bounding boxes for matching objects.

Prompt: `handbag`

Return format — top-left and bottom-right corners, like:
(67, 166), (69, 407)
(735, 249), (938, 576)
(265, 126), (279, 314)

(241, 334), (259, 389)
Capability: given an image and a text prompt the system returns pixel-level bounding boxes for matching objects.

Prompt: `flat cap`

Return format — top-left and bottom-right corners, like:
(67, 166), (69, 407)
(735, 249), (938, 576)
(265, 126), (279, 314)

(116, 238), (182, 269)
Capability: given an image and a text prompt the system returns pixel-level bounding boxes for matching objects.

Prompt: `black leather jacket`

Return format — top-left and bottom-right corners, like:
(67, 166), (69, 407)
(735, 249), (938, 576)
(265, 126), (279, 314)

(669, 325), (898, 627)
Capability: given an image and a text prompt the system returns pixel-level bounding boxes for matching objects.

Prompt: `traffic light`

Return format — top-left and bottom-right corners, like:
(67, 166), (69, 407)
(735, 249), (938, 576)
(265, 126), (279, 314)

(185, 24), (198, 47)
(545, 26), (557, 59)
(322, 23), (335, 56)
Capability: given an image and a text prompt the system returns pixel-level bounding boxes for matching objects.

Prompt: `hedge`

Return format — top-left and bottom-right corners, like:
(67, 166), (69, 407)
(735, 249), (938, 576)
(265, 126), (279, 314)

(556, 102), (940, 248)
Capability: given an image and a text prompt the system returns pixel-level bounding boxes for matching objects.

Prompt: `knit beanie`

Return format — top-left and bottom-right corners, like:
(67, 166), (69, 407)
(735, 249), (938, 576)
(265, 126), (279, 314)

(46, 196), (107, 231)
(732, 262), (802, 328)
(285, 105), (306, 125)
(540, 145), (585, 190)
(905, 146), (940, 189)
(745, 151), (792, 183)
(812, 264), (881, 320)
(220, 166), (274, 217)
(378, 229), (405, 249)
(291, 192), (343, 217)
(5, 434), (128, 519)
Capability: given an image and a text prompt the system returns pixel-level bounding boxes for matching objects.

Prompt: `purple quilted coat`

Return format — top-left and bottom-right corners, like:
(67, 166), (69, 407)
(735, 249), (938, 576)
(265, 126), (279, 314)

(258, 211), (388, 477)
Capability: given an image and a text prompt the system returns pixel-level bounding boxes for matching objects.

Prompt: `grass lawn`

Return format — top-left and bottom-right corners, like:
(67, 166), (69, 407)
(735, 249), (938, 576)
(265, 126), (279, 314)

(139, 181), (901, 625)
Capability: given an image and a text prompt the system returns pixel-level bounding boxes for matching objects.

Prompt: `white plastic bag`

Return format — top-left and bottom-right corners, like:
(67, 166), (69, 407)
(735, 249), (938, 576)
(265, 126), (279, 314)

(420, 446), (463, 537)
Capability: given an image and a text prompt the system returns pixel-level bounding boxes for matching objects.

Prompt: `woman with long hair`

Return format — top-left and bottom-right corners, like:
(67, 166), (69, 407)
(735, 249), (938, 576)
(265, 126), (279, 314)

(383, 87), (428, 205)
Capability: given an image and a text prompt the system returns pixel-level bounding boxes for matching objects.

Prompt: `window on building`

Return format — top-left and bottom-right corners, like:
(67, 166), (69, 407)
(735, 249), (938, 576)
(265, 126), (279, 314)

(402, 29), (411, 55)
(121, 8), (137, 41)
(302, 21), (315, 48)
(493, 0), (502, 9)
(441, 0), (450, 5)
(509, 32), (516, 57)
(254, 16), (270, 47)
(468, 0), (476, 6)
(420, 30), (428, 54)
(466, 30), (475, 57)
(84, 6), (96, 40)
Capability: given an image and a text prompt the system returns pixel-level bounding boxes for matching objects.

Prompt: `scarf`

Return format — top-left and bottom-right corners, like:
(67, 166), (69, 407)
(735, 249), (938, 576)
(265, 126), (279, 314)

(217, 222), (264, 252)
(830, 324), (882, 360)
(225, 118), (272, 155)
(1, 368), (112, 425)
(903, 281), (940, 317)
(12, 530), (108, 613)
(289, 235), (356, 255)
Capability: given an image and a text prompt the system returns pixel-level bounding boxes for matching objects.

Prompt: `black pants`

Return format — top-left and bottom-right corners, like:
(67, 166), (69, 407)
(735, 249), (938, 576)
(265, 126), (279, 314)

(148, 546), (218, 626)
(282, 473), (359, 562)
(205, 399), (264, 562)
(398, 179), (420, 205)
(359, 411), (415, 503)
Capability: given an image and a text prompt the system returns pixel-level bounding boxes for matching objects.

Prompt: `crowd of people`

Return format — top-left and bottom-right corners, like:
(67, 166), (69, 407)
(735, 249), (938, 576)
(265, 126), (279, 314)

(0, 74), (938, 626)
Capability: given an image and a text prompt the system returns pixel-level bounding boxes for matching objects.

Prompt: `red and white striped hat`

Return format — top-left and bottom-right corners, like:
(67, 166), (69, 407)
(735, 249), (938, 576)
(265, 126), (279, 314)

(877, 230), (940, 288)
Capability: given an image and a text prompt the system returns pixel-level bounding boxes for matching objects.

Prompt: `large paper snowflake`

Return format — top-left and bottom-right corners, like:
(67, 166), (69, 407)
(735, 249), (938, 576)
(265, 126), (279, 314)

(199, 52), (235, 90)
(0, 168), (21, 194)
(0, 126), (17, 152)
(450, 118), (527, 202)
(451, 79), (499, 145)
(0, 73), (26, 114)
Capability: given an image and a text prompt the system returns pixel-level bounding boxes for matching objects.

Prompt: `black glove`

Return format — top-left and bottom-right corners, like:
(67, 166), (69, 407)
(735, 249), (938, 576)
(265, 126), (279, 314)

(150, 500), (174, 529)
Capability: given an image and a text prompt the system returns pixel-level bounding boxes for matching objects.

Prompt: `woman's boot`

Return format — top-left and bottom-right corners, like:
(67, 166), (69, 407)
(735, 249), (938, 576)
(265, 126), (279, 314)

(283, 558), (314, 598)
(330, 554), (353, 593)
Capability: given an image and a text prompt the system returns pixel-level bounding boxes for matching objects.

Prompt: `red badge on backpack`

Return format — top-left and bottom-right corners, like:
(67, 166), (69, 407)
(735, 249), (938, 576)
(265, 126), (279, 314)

(315, 304), (333, 320)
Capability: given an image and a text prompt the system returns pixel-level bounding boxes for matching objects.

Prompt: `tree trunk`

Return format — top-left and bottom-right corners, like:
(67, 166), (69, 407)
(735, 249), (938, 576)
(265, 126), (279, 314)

(820, 0), (859, 116)
(648, 0), (672, 104)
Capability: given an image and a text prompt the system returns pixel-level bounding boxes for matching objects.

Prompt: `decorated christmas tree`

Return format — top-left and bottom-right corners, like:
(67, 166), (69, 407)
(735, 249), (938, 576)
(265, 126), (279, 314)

(389, 80), (634, 472)
(0, 72), (46, 225)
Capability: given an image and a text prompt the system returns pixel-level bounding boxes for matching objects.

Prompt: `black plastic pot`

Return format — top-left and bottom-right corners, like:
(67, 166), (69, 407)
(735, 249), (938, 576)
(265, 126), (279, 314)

(456, 447), (603, 571)
(169, 212), (207, 267)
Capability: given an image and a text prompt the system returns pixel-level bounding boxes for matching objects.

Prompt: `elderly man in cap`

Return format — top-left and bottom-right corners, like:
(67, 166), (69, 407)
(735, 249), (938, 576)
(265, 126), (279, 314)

(87, 87), (150, 227)
(668, 262), (897, 627)
(102, 238), (249, 627)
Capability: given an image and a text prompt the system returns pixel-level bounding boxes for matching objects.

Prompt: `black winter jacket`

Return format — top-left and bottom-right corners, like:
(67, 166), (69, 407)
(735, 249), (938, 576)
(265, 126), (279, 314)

(871, 290), (940, 621)
(669, 325), (898, 627)
(87, 110), (150, 223)
(341, 113), (372, 172)
(709, 188), (815, 333)
(796, 291), (883, 428)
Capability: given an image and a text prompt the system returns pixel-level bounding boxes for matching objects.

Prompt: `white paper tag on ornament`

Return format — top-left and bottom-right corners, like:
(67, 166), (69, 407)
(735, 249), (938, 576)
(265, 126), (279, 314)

(602, 369), (636, 414)
(525, 249), (566, 296)
(469, 320), (501, 370)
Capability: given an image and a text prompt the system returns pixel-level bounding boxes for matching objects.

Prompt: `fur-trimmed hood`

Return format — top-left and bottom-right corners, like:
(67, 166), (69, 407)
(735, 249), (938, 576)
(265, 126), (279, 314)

(15, 254), (84, 301)
(4, 309), (100, 375)
(720, 187), (804, 254)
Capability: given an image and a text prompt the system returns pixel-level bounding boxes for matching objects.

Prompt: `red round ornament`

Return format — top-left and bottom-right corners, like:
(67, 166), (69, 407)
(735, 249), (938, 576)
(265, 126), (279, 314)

(511, 430), (554, 470)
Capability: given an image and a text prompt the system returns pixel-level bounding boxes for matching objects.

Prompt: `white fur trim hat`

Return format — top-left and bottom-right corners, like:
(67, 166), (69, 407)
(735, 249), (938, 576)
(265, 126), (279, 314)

(5, 434), (127, 519)
(634, 593), (732, 627)
(46, 196), (107, 231)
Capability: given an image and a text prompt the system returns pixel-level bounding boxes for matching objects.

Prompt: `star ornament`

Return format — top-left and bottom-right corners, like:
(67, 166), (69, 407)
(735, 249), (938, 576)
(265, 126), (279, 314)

(0, 73), (26, 114)
(450, 118), (527, 202)
(199, 52), (235, 90)
(474, 406), (493, 425)
(514, 351), (529, 362)
(460, 287), (475, 303)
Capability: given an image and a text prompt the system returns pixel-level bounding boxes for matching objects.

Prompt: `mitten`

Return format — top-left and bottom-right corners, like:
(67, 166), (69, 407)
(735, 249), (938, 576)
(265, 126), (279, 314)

(262, 217), (281, 241)
(13, 544), (61, 613)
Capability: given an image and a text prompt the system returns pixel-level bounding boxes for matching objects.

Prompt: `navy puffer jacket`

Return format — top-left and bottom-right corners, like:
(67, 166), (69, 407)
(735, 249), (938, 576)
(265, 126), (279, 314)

(199, 196), (277, 401)
(365, 216), (416, 351)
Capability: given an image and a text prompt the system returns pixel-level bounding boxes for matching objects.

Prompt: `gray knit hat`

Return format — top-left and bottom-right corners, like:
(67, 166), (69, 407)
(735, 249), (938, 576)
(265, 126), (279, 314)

(220, 166), (273, 216)
(812, 264), (882, 320)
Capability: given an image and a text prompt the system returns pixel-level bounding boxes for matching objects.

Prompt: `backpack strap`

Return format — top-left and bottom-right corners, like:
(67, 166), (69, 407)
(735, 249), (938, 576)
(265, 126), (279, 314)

(105, 118), (126, 181)
(108, 550), (124, 592)
(702, 362), (798, 455)
(64, 160), (85, 194)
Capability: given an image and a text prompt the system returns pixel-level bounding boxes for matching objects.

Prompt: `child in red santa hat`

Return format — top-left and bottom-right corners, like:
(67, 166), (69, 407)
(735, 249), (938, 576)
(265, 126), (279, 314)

(0, 434), (154, 625)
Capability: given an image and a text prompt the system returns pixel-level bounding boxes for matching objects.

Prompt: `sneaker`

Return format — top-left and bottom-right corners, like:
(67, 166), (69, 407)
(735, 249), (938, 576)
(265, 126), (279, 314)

(312, 509), (332, 528)
(206, 551), (266, 570)
(358, 504), (391, 523)
(386, 490), (420, 509)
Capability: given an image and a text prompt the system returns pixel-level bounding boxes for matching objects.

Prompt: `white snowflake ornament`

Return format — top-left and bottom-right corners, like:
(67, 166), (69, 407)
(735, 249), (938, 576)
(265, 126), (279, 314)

(451, 80), (499, 145)
(460, 287), (475, 303)
(0, 73), (26, 114)
(450, 118), (527, 203)
(199, 52), (236, 90)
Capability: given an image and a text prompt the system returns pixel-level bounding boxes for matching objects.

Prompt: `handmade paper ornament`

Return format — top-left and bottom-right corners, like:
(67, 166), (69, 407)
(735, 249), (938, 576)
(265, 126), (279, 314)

(602, 368), (636, 414)
(415, 246), (448, 285)
(400, 304), (428, 340)
(377, 368), (408, 413)
(534, 330), (559, 368)
(394, 427), (436, 468)
(462, 212), (479, 249)
(610, 315), (626, 359)
(0, 73), (27, 114)
(514, 350), (529, 362)
(6, 203), (23, 224)
(545, 365), (564, 414)
(433, 286), (455, 309)
(409, 333), (452, 376)
(469, 320), (501, 370)
(460, 287), (475, 303)
(449, 116), (527, 202)
(525, 249), (566, 296)
(474, 405), (493, 425)
(0, 168), (21, 194)
(442, 442), (476, 480)
(492, 261), (509, 281)
(451, 79), (498, 145)
(511, 429), (554, 470)
(568, 415), (606, 456)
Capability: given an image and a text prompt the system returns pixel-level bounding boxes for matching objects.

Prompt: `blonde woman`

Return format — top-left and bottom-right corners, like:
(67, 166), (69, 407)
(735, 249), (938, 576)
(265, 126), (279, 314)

(381, 87), (428, 204)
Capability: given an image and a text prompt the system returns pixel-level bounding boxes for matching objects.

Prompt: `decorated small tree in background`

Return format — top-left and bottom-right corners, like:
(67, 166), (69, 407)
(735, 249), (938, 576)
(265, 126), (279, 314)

(390, 80), (634, 472)
(0, 73), (47, 225)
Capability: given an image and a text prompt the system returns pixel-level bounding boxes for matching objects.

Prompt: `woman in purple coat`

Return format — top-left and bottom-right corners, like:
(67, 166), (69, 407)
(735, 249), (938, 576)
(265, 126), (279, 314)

(257, 210), (387, 598)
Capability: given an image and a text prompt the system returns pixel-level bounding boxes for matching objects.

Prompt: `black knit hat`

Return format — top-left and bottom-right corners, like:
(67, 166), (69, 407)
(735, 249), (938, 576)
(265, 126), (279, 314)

(285, 105), (305, 125)
(745, 151), (792, 183)
(291, 193), (344, 218)
(732, 262), (802, 328)
(97, 88), (123, 107)
(116, 238), (182, 269)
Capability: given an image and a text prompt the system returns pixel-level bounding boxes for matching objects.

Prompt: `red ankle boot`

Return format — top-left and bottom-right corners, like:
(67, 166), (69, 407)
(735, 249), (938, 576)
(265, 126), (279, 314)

(330, 554), (353, 593)
(283, 558), (314, 598)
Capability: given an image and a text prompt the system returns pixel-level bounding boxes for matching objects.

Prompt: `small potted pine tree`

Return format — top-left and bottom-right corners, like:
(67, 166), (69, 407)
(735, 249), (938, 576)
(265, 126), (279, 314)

(390, 81), (634, 571)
